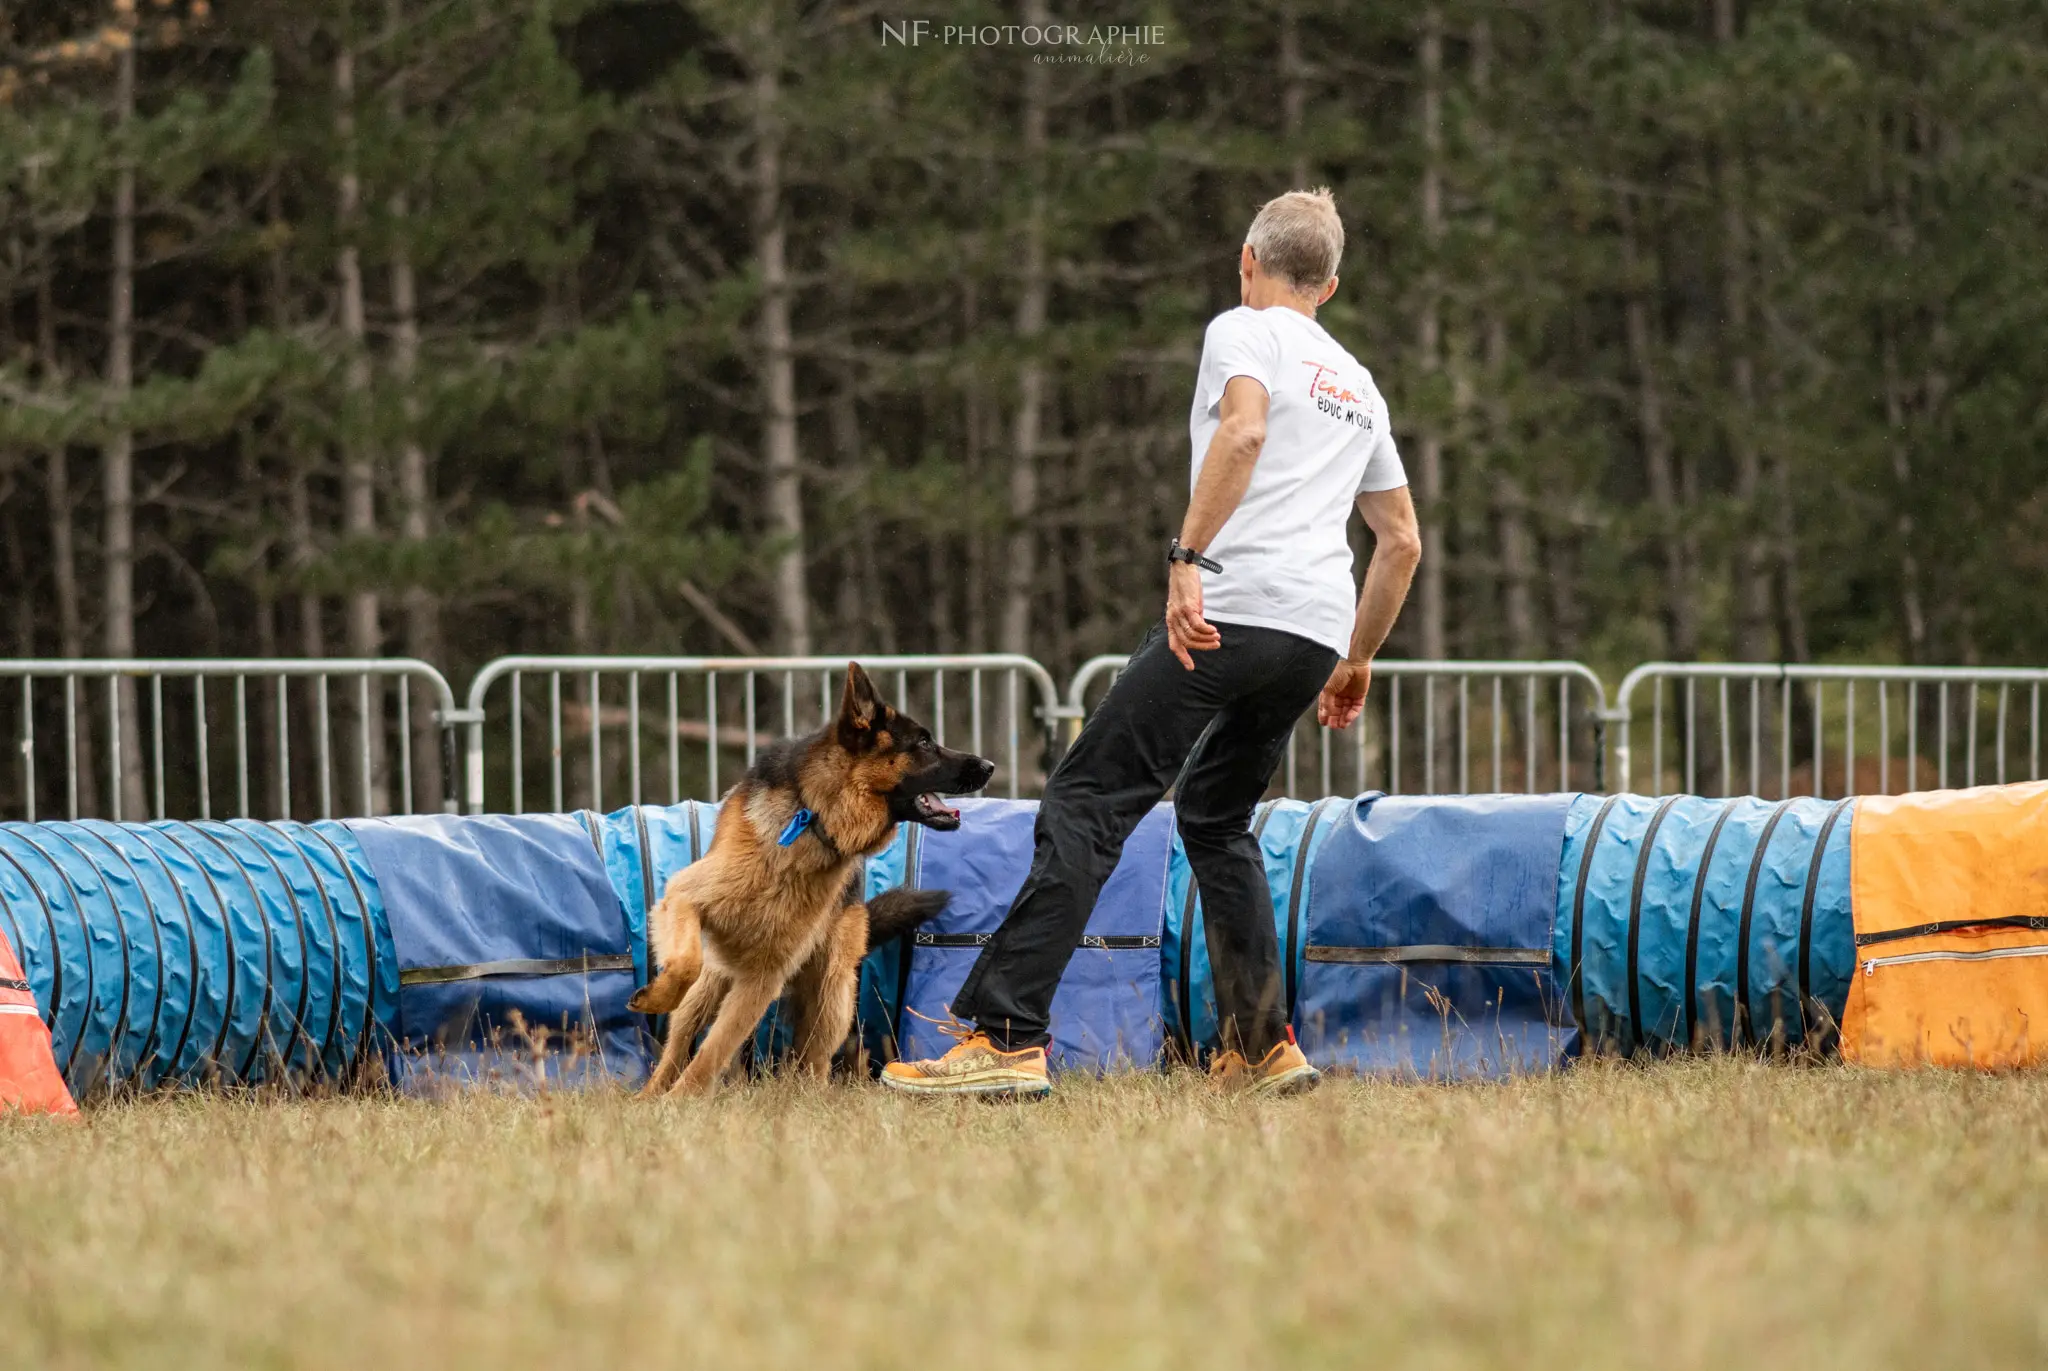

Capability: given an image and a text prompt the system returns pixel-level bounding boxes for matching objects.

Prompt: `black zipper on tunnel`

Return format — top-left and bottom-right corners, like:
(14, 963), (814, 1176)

(1854, 915), (2048, 948)
(1567, 795), (1623, 1038)
(1682, 799), (1742, 1049)
(1795, 798), (1854, 1040)
(1283, 798), (1338, 1020)
(1624, 796), (1682, 1054)
(1733, 800), (1795, 1050)
(916, 932), (1161, 950)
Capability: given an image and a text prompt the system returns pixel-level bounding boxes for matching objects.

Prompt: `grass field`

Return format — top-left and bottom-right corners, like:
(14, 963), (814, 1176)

(4, 1060), (2046, 1369)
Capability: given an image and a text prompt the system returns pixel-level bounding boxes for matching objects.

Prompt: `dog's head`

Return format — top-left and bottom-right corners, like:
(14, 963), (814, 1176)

(833, 662), (994, 831)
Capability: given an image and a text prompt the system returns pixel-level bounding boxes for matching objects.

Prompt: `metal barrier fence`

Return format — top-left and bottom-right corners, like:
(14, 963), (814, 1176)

(13, 655), (2047, 819)
(461, 655), (1064, 814)
(1, 659), (461, 823)
(1064, 656), (1611, 797)
(1613, 663), (2048, 797)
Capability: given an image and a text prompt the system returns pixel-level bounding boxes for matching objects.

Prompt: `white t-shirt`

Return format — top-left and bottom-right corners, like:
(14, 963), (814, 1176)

(1187, 306), (1406, 657)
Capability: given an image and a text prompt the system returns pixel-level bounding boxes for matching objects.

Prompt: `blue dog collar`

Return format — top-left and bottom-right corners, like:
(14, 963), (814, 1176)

(778, 808), (814, 847)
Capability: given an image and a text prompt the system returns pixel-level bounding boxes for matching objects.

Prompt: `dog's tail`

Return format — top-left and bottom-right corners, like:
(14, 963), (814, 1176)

(863, 887), (951, 950)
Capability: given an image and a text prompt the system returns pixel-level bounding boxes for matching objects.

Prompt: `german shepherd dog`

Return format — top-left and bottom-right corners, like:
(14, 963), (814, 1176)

(628, 662), (994, 1095)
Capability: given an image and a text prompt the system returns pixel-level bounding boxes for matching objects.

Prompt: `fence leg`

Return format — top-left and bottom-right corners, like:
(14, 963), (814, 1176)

(440, 722), (461, 814)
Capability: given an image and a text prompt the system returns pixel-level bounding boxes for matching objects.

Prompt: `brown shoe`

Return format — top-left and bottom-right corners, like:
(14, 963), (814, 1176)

(1209, 1036), (1321, 1096)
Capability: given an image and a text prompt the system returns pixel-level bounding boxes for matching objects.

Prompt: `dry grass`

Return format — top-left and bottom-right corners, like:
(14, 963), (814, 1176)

(4, 1060), (2047, 1369)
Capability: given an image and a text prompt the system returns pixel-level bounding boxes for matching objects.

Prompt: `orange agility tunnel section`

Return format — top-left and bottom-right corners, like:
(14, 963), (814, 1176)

(1842, 781), (2048, 1069)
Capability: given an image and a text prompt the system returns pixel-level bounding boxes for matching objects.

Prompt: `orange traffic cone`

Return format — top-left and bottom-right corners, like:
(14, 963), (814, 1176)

(0, 931), (78, 1118)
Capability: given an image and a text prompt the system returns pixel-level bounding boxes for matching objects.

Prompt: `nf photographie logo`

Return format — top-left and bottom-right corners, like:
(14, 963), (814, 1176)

(880, 19), (1168, 63)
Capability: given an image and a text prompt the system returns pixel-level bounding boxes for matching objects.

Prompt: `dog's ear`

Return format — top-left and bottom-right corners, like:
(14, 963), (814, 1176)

(837, 661), (882, 750)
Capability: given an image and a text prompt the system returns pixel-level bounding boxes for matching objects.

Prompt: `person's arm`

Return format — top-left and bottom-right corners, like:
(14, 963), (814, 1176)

(1317, 485), (1421, 728)
(1165, 374), (1269, 669)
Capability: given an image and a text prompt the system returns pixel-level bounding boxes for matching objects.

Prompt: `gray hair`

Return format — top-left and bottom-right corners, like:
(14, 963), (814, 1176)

(1245, 187), (1344, 292)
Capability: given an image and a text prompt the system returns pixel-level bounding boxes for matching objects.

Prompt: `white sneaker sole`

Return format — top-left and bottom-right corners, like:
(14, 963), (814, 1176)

(1248, 1063), (1321, 1097)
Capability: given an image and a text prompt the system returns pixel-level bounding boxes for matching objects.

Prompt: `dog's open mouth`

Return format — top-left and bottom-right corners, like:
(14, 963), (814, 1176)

(913, 792), (962, 828)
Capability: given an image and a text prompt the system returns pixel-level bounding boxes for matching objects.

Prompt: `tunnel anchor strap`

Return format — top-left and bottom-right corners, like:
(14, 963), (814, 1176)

(913, 932), (1161, 950)
(400, 954), (636, 987)
(1305, 945), (1549, 966)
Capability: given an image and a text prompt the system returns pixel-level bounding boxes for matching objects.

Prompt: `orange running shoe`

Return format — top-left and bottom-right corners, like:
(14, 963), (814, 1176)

(881, 1028), (1051, 1098)
(1208, 1035), (1321, 1097)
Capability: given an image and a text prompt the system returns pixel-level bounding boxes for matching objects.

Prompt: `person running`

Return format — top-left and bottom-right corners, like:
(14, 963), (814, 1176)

(882, 188), (1421, 1098)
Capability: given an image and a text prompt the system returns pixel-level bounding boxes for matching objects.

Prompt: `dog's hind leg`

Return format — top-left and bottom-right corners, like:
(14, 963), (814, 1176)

(789, 912), (867, 1079)
(641, 967), (728, 1097)
(628, 887), (703, 1015)
(670, 972), (784, 1096)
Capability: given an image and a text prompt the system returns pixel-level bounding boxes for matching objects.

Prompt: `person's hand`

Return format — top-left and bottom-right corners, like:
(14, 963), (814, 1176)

(1318, 657), (1372, 728)
(1165, 562), (1221, 669)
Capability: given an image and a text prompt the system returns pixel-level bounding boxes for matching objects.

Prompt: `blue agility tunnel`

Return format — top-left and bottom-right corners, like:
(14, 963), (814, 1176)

(1296, 793), (1579, 1078)
(1555, 794), (1854, 1055)
(0, 790), (1868, 1096)
(0, 819), (392, 1093)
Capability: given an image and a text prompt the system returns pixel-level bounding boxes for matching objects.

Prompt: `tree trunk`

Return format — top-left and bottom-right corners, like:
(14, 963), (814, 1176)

(1280, 0), (1308, 188)
(38, 244), (102, 815)
(1413, 5), (1447, 666)
(1470, 20), (1535, 659)
(389, 209), (441, 808)
(827, 341), (884, 653)
(962, 278), (988, 652)
(261, 178), (324, 710)
(1486, 318), (1538, 658)
(104, 39), (145, 819)
(1869, 114), (1925, 663)
(336, 34), (388, 813)
(2, 499), (30, 661)
(1715, 0), (1771, 663)
(387, 2), (441, 809)
(1620, 192), (1697, 660)
(1879, 330), (1925, 662)
(1001, 0), (1051, 660)
(752, 16), (809, 655)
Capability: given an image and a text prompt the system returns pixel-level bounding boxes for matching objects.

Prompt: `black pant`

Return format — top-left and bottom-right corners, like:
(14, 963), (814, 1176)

(952, 620), (1338, 1058)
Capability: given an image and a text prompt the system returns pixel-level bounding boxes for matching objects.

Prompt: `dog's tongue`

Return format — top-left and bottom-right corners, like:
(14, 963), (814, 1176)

(914, 793), (960, 823)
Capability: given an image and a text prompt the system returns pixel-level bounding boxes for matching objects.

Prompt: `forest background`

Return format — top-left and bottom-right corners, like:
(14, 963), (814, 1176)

(4, 0), (2043, 728)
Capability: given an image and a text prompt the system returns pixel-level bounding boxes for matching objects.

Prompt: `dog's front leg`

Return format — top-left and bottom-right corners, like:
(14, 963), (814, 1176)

(789, 913), (866, 1079)
(669, 973), (784, 1096)
(641, 967), (729, 1097)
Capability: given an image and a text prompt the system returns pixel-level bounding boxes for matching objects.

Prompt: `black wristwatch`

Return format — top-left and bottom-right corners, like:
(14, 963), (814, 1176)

(1167, 539), (1223, 574)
